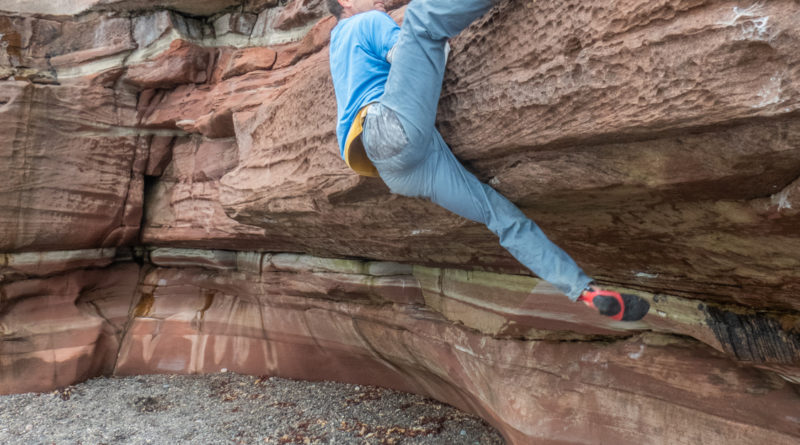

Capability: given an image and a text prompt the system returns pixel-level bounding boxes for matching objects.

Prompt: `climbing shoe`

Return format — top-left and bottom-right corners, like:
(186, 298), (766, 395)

(578, 286), (650, 321)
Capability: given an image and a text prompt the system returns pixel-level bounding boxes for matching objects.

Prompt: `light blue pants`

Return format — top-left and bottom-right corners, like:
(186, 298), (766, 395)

(362, 0), (592, 299)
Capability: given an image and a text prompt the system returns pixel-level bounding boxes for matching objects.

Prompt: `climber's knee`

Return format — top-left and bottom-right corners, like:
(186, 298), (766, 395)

(404, 0), (493, 41)
(362, 103), (409, 163)
(404, 0), (460, 41)
(361, 104), (433, 198)
(402, 2), (439, 40)
(363, 103), (429, 172)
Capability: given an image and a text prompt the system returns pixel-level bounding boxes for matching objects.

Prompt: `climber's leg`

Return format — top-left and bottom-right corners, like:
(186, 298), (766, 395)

(365, 0), (594, 300)
(380, 0), (495, 156)
(362, 108), (592, 299)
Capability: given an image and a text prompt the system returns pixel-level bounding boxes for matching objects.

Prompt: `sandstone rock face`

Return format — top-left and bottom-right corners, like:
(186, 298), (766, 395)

(217, 0), (800, 310)
(124, 39), (210, 88)
(438, 0), (800, 309)
(0, 0), (241, 16)
(0, 260), (138, 394)
(143, 136), (271, 248)
(273, 0), (324, 31)
(2, 0), (800, 443)
(220, 47), (277, 80)
(0, 79), (141, 252)
(1, 248), (117, 280)
(109, 255), (799, 444)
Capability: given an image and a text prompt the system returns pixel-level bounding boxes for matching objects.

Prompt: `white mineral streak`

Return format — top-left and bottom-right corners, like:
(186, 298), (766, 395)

(73, 127), (187, 138)
(755, 74), (784, 108)
(773, 190), (793, 210)
(54, 8), (315, 80)
(627, 344), (645, 360)
(0, 0), (240, 16)
(25, 317), (102, 337)
(718, 3), (771, 41)
(0, 0), (97, 15)
(140, 334), (160, 362)
(125, 28), (185, 65)
(221, 7), (316, 48)
(634, 272), (659, 279)
(454, 344), (477, 357)
(150, 247), (236, 269)
(156, 355), (188, 372)
(2, 248), (116, 267)
(434, 286), (588, 325)
(211, 23), (314, 48)
(55, 53), (131, 79)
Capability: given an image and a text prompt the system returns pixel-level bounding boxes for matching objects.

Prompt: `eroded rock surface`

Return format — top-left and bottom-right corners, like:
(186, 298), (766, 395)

(0, 79), (141, 252)
(64, 255), (800, 443)
(0, 261), (138, 394)
(1, 0), (799, 443)
(216, 0), (800, 309)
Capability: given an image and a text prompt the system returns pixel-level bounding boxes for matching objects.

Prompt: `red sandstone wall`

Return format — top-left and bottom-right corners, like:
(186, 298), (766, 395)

(1, 1), (799, 443)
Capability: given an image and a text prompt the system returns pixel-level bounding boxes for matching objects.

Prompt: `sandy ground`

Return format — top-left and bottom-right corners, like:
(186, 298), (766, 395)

(0, 373), (505, 444)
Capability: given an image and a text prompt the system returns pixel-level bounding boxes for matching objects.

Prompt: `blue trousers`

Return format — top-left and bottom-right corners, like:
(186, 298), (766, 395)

(362, 0), (592, 299)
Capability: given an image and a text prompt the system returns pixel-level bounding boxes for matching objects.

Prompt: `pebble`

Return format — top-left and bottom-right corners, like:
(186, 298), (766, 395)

(0, 373), (504, 444)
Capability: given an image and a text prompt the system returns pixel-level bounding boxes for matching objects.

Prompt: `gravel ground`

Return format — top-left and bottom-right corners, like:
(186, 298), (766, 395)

(0, 373), (505, 445)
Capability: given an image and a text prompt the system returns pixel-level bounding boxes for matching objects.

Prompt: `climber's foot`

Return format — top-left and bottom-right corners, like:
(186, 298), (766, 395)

(578, 285), (650, 321)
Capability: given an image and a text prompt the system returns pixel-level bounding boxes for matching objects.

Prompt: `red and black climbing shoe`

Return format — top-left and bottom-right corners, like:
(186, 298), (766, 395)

(578, 286), (650, 321)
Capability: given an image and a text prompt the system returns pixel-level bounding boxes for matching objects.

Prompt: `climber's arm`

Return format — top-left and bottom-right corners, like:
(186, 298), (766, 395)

(363, 12), (400, 63)
(386, 41), (450, 64)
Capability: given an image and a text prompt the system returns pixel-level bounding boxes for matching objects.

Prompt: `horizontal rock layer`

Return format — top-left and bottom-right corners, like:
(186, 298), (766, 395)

(2, 0), (800, 443)
(122, 264), (800, 444)
(5, 1), (794, 309)
(0, 2), (334, 253)
(211, 0), (800, 309)
(0, 78), (142, 252)
(0, 262), (138, 394)
(3, 253), (799, 444)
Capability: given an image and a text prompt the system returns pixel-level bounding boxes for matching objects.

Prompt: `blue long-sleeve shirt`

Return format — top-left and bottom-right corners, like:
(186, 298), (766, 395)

(329, 10), (401, 158)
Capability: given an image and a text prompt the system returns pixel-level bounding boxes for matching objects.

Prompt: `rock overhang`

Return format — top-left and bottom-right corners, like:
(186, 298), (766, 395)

(1, 0), (800, 443)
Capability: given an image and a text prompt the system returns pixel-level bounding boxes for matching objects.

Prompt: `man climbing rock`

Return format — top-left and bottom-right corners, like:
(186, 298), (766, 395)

(327, 0), (650, 321)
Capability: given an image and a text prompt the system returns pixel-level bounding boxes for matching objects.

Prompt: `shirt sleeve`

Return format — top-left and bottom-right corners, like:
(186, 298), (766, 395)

(364, 12), (401, 61)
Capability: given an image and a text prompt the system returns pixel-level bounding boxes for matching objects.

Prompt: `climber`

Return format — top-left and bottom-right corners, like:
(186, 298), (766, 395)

(326, 0), (650, 321)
